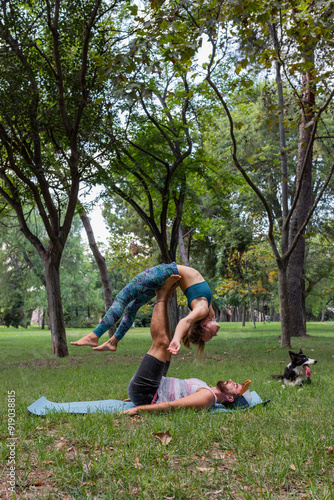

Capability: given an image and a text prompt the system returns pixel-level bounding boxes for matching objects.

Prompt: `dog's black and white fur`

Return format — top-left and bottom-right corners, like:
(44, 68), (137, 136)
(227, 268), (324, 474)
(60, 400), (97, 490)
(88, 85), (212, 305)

(272, 348), (317, 386)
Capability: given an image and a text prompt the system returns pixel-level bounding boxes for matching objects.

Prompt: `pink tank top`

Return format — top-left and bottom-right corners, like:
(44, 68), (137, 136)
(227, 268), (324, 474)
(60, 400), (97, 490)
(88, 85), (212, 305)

(155, 376), (217, 405)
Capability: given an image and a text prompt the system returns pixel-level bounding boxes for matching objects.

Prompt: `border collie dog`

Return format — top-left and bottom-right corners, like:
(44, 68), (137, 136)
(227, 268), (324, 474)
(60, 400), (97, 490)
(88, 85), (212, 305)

(272, 349), (317, 387)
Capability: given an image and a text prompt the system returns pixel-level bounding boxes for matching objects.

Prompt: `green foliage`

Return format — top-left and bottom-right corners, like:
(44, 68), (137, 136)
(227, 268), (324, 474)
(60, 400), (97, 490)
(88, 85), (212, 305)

(106, 233), (155, 280)
(0, 213), (105, 328)
(0, 215), (45, 327)
(87, 6), (241, 263)
(136, 0), (334, 226)
(304, 222), (334, 318)
(217, 240), (278, 308)
(0, 0), (131, 348)
(60, 218), (106, 327)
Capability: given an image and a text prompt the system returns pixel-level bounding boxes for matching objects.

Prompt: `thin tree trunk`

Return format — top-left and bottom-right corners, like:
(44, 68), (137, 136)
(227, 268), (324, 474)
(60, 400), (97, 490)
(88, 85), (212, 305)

(80, 209), (116, 336)
(157, 232), (180, 336)
(178, 226), (190, 266)
(270, 305), (275, 321)
(167, 291), (179, 337)
(248, 286), (256, 329)
(278, 266), (291, 348)
(242, 301), (246, 327)
(301, 275), (306, 331)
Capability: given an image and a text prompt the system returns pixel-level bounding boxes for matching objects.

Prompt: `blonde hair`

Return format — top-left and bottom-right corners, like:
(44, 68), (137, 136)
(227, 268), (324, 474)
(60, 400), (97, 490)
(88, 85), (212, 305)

(181, 320), (206, 357)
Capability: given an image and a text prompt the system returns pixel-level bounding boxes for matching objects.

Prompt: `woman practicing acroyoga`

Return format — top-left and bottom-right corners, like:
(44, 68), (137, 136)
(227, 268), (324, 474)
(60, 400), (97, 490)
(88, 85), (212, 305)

(71, 262), (220, 355)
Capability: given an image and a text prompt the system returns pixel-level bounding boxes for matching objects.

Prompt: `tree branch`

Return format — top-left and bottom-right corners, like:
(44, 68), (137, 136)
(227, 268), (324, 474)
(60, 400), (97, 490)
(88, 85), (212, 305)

(205, 75), (280, 262)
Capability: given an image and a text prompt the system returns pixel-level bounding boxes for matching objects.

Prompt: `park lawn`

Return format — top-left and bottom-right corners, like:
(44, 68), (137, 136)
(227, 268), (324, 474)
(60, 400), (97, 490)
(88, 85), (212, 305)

(0, 322), (333, 499)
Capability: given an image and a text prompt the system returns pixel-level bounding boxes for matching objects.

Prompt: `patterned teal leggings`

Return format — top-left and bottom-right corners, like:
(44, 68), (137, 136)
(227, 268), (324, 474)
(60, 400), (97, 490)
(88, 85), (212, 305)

(93, 262), (178, 340)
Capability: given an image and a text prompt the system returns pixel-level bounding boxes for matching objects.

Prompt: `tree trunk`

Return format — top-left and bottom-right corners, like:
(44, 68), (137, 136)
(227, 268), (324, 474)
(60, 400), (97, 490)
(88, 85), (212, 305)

(44, 256), (68, 357)
(242, 301), (246, 327)
(80, 209), (115, 335)
(301, 276), (306, 331)
(286, 68), (314, 338)
(278, 265), (291, 348)
(167, 291), (179, 336)
(248, 287), (256, 329)
(286, 240), (306, 337)
(270, 305), (275, 321)
(178, 226), (190, 266)
(270, 25), (310, 343)
(154, 234), (179, 337)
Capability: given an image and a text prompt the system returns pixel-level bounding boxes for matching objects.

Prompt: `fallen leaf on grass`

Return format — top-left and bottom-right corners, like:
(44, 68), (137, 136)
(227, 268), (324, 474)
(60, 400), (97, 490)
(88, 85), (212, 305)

(131, 416), (144, 423)
(211, 450), (225, 460)
(154, 430), (172, 445)
(55, 437), (67, 449)
(34, 482), (42, 486)
(83, 461), (92, 474)
(134, 457), (143, 469)
(290, 463), (296, 471)
(327, 446), (333, 454)
(196, 467), (214, 474)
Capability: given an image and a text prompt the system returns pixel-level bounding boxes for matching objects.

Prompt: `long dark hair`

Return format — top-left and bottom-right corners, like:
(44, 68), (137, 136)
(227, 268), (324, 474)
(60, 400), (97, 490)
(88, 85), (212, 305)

(181, 320), (206, 356)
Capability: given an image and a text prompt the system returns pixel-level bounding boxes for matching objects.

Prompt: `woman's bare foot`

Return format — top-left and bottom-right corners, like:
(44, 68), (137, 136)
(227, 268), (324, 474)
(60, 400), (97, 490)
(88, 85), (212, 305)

(156, 274), (181, 301)
(93, 337), (118, 352)
(70, 332), (99, 347)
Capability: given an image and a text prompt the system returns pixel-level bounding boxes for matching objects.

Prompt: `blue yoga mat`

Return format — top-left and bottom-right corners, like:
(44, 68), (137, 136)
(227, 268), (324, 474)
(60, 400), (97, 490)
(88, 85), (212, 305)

(27, 391), (269, 416)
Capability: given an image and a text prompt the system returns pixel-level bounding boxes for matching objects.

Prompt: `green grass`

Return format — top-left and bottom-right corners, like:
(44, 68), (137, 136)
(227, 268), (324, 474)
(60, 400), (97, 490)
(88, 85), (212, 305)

(0, 322), (333, 499)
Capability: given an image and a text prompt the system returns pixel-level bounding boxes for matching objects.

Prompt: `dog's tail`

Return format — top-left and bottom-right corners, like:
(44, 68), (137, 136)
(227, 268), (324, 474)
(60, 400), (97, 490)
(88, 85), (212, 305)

(271, 374), (284, 380)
